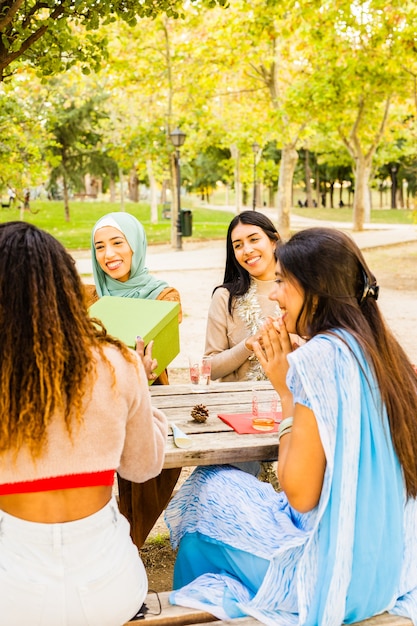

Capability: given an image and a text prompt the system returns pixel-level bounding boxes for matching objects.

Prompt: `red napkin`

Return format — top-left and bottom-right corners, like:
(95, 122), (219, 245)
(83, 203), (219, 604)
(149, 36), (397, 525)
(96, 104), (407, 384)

(218, 413), (281, 434)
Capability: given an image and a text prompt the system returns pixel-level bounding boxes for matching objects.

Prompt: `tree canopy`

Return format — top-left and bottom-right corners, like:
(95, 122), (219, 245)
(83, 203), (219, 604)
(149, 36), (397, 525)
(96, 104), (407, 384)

(2, 0), (417, 235)
(0, 0), (227, 81)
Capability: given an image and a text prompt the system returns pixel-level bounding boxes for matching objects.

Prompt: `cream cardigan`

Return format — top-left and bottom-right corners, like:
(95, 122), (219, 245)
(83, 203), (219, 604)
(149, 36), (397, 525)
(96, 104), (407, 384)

(0, 346), (167, 494)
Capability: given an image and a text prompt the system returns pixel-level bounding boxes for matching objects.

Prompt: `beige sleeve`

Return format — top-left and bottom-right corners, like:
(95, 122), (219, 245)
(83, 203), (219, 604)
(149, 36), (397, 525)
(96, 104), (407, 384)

(204, 288), (253, 381)
(118, 354), (168, 483)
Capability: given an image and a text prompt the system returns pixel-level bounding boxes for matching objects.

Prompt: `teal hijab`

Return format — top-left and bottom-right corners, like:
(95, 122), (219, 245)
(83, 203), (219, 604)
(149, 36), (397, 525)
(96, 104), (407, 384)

(91, 212), (168, 300)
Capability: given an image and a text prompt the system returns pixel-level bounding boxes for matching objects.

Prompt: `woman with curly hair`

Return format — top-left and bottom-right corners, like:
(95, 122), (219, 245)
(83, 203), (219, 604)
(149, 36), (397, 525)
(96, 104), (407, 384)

(0, 221), (167, 624)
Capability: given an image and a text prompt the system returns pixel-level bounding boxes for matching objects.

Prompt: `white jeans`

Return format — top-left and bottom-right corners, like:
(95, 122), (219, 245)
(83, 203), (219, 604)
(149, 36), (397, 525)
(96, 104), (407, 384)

(0, 497), (147, 625)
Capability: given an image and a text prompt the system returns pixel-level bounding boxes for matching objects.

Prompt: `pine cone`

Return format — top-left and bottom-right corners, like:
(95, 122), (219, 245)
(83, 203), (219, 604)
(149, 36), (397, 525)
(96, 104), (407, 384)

(191, 404), (209, 423)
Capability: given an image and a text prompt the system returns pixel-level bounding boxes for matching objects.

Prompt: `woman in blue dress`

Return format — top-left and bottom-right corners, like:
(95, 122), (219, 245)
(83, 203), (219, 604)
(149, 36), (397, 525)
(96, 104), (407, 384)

(165, 227), (417, 626)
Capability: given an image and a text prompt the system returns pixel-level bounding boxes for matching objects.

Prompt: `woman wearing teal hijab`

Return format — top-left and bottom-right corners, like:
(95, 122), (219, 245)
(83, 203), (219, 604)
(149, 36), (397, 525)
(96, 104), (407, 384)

(86, 212), (182, 550)
(91, 212), (169, 300)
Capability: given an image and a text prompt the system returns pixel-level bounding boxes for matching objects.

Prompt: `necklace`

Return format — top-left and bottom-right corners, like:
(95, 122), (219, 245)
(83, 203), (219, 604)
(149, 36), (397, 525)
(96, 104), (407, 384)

(235, 279), (279, 380)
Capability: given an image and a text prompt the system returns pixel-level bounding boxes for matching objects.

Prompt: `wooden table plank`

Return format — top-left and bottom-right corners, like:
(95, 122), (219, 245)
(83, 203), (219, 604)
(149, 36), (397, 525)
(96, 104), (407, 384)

(150, 382), (279, 469)
(162, 430), (278, 468)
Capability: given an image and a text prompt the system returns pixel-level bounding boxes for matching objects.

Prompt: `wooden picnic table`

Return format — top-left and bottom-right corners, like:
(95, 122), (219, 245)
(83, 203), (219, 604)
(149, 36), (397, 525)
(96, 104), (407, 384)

(150, 381), (279, 470)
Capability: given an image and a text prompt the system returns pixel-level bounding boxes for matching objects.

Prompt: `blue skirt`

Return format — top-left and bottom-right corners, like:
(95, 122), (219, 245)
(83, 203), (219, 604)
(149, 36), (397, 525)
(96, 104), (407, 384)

(166, 466), (313, 622)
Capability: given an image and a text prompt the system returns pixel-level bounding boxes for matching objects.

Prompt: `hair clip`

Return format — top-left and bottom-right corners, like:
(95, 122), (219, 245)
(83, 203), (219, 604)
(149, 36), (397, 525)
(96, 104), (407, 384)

(360, 273), (379, 305)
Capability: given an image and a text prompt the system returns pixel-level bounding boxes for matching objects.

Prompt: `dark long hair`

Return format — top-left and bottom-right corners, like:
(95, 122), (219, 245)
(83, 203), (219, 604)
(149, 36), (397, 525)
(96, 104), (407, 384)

(0, 221), (135, 457)
(277, 227), (417, 497)
(217, 211), (280, 314)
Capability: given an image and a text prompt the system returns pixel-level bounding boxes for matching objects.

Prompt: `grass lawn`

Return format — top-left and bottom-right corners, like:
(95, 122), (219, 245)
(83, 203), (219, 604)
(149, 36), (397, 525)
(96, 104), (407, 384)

(294, 206), (417, 225)
(0, 201), (233, 249)
(0, 198), (415, 250)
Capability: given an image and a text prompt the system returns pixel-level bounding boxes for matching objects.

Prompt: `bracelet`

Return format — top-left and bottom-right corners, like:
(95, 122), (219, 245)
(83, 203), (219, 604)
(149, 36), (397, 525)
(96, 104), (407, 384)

(278, 417), (293, 443)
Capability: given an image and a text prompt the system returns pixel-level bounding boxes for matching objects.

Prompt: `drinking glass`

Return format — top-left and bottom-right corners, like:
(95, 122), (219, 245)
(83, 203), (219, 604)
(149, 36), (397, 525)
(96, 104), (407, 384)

(188, 355), (212, 391)
(251, 387), (279, 431)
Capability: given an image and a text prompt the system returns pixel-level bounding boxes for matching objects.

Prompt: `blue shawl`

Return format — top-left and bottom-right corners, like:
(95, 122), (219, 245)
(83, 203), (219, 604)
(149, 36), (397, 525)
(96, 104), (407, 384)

(166, 331), (417, 625)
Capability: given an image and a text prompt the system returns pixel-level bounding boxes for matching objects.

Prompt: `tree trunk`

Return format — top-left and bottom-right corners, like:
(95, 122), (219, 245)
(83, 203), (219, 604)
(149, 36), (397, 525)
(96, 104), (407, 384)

(161, 180), (171, 205)
(84, 173), (100, 197)
(339, 97), (390, 229)
(389, 166), (398, 209)
(63, 173), (70, 222)
(398, 182), (404, 208)
(268, 186), (275, 208)
(402, 179), (409, 209)
(146, 158), (159, 224)
(118, 165), (125, 211)
(84, 173), (91, 195)
(170, 152), (178, 249)
(277, 146), (298, 240)
(339, 184), (344, 207)
(329, 181), (335, 208)
(109, 176), (116, 203)
(242, 184), (248, 207)
(230, 144), (242, 213)
(129, 168), (139, 202)
(353, 156), (372, 230)
(305, 150), (313, 207)
(379, 184), (384, 209)
(315, 166), (320, 207)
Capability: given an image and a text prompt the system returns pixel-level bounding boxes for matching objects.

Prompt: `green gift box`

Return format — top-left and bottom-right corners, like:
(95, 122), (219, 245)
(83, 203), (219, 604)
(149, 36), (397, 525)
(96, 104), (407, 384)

(89, 296), (180, 384)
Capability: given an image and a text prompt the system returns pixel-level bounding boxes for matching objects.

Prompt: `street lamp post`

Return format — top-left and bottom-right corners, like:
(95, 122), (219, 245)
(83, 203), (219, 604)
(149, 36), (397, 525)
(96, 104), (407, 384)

(252, 142), (260, 210)
(170, 127), (187, 250)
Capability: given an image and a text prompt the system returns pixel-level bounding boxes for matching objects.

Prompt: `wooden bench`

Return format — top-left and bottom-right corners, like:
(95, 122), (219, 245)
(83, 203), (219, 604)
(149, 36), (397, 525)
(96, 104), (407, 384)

(125, 591), (412, 625)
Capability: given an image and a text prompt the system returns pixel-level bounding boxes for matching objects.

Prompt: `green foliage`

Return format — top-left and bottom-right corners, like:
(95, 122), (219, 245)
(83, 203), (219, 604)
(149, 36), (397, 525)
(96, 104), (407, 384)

(43, 93), (111, 216)
(0, 0), (227, 81)
(184, 146), (232, 197)
(3, 0), (417, 233)
(260, 143), (280, 191)
(0, 87), (45, 194)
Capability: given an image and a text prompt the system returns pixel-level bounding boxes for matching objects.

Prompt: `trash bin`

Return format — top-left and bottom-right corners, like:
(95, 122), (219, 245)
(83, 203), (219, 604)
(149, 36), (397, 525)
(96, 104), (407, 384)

(180, 209), (192, 237)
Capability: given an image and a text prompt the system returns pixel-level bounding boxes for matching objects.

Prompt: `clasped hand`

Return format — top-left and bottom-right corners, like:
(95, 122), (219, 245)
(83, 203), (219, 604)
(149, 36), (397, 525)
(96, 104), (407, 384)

(253, 317), (292, 395)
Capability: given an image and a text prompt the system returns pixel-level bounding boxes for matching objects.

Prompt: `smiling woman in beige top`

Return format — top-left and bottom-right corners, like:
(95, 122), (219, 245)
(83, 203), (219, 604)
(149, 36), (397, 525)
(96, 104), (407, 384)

(205, 210), (283, 382)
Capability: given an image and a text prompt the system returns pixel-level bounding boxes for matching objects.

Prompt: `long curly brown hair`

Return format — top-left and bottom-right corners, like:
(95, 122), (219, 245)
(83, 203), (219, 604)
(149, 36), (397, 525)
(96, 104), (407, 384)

(0, 221), (135, 457)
